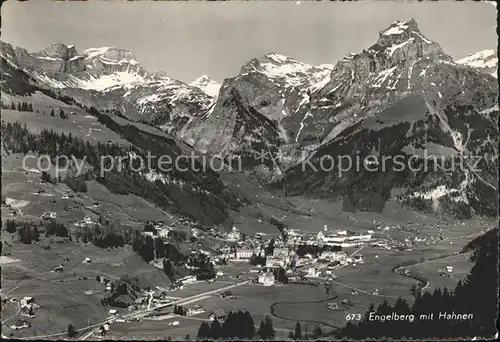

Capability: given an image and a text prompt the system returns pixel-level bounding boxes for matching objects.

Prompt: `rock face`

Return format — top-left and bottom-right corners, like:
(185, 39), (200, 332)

(278, 19), (498, 218)
(457, 49), (498, 78)
(182, 52), (335, 180)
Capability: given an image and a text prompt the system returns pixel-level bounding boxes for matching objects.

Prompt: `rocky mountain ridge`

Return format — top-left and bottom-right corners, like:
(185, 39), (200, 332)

(457, 49), (498, 78)
(1, 19), (497, 218)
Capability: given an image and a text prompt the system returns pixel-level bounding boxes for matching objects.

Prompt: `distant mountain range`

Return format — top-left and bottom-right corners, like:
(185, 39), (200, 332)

(1, 18), (497, 219)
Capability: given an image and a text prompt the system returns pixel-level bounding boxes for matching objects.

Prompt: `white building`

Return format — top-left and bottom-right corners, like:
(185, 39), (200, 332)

(321, 251), (347, 262)
(258, 272), (275, 286)
(266, 257), (286, 268)
(235, 249), (253, 260)
(180, 275), (197, 284)
(227, 227), (241, 241)
(155, 227), (170, 238)
(306, 267), (320, 278)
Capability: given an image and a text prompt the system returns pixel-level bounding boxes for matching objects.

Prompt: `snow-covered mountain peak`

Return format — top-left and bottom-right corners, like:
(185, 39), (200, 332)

(457, 49), (497, 77)
(377, 18), (439, 49)
(381, 19), (419, 36)
(189, 75), (221, 97)
(82, 47), (139, 66)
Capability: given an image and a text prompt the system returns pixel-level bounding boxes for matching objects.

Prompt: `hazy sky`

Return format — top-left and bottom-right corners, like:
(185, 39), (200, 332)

(1, 1), (497, 83)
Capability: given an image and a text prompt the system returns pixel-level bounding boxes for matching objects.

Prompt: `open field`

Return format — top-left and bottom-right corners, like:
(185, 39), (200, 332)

(407, 252), (473, 292)
(1, 91), (130, 146)
(0, 239), (172, 339)
(1, 154), (172, 226)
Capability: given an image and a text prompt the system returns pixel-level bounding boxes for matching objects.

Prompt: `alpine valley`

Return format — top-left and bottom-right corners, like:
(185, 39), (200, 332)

(0, 19), (498, 340)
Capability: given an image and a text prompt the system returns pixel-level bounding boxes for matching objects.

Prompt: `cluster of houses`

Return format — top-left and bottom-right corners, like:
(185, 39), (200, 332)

(73, 216), (98, 228)
(141, 223), (172, 238)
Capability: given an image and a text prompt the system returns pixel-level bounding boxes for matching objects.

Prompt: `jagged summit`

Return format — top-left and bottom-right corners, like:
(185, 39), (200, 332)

(380, 18), (420, 36)
(376, 18), (441, 52)
(189, 75), (221, 97)
(38, 42), (79, 60)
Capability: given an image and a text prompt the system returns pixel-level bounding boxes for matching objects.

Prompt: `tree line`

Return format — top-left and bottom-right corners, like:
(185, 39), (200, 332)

(196, 311), (259, 340)
(1, 101), (33, 112)
(4, 220), (69, 243)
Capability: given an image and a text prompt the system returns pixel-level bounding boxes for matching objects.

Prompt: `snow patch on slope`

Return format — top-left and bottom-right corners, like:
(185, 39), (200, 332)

(189, 75), (221, 98)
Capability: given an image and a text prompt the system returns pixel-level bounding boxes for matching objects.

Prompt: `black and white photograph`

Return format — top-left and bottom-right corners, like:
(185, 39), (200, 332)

(0, 0), (498, 340)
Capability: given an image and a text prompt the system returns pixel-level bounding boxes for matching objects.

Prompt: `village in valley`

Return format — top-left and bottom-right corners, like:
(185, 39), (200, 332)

(2, 198), (482, 340)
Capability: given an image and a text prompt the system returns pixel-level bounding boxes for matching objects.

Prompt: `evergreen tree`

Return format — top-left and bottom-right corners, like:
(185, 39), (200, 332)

(197, 322), (211, 339)
(185, 334), (190, 340)
(210, 318), (222, 339)
(50, 108), (55, 116)
(28, 103), (33, 112)
(67, 324), (77, 338)
(11, 102), (16, 110)
(312, 326), (323, 339)
(294, 322), (302, 339)
(257, 320), (267, 339)
(17, 102), (22, 111)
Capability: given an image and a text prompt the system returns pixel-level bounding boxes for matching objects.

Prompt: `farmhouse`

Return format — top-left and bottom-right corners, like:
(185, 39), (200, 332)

(209, 309), (227, 321)
(186, 304), (205, 316)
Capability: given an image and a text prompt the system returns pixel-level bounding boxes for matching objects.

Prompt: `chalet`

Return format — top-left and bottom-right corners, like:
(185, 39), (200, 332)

(108, 309), (118, 316)
(186, 304), (205, 316)
(153, 290), (168, 301)
(209, 309), (227, 321)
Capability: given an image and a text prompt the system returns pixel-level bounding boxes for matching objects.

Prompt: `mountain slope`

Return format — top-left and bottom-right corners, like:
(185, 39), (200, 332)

(181, 52), (335, 179)
(276, 19), (498, 218)
(457, 49), (498, 78)
(0, 41), (214, 136)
